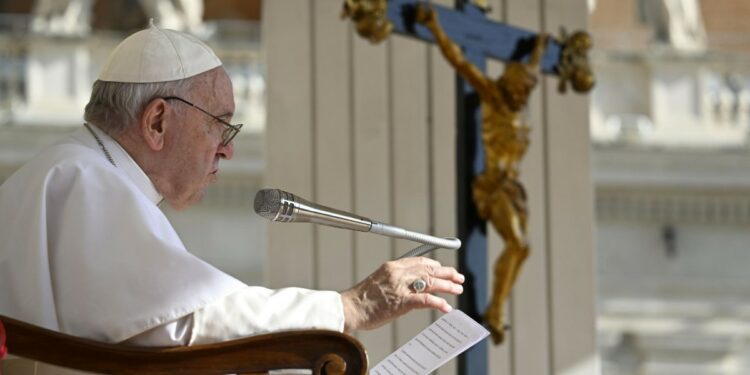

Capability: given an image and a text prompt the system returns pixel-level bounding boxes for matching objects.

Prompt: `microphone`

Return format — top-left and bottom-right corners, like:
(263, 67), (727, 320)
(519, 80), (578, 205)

(254, 188), (461, 257)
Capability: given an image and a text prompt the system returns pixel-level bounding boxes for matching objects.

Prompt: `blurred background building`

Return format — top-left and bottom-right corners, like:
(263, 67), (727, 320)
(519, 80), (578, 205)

(1, 0), (749, 374)
(590, 0), (750, 374)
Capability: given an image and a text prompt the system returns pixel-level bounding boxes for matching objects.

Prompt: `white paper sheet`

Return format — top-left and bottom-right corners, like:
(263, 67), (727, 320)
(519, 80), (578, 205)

(370, 310), (489, 374)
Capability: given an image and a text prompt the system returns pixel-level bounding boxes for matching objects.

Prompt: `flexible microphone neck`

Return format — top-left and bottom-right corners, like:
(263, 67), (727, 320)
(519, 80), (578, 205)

(254, 188), (461, 257)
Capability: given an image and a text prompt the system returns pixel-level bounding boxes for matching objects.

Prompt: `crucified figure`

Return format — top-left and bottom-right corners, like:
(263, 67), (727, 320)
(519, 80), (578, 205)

(415, 4), (547, 345)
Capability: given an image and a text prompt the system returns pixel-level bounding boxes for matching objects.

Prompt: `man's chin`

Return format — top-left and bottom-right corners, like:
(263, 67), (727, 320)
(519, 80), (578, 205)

(169, 191), (208, 211)
(167, 178), (216, 211)
(167, 196), (194, 211)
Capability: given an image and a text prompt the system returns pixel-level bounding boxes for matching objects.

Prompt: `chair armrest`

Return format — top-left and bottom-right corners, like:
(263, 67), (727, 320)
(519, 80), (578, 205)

(0, 315), (367, 374)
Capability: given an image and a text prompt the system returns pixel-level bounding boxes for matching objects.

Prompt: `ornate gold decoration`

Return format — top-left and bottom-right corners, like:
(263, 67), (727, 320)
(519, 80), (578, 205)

(340, 0), (393, 44)
(416, 3), (546, 345)
(557, 29), (595, 93)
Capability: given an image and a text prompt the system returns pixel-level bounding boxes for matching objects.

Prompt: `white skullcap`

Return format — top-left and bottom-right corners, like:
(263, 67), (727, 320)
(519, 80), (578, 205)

(98, 19), (222, 83)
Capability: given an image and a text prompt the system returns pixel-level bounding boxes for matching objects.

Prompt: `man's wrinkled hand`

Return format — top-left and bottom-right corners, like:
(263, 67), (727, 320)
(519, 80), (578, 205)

(340, 257), (464, 332)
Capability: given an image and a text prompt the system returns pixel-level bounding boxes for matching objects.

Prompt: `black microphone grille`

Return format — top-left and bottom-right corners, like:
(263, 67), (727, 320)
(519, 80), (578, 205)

(254, 188), (281, 220)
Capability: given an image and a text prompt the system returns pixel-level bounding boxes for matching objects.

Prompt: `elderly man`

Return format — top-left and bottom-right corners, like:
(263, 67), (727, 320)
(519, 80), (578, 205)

(0, 22), (464, 373)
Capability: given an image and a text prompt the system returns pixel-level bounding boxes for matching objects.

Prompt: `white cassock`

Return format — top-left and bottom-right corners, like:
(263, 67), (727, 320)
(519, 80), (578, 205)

(0, 125), (344, 374)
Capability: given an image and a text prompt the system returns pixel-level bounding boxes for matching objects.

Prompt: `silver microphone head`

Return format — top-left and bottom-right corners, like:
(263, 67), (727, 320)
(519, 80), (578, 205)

(254, 188), (282, 220)
(253, 188), (372, 230)
(254, 188), (301, 222)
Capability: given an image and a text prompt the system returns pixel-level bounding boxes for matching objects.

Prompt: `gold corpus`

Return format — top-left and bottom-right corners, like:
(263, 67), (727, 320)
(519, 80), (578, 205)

(415, 3), (546, 345)
(557, 29), (595, 93)
(341, 0), (393, 44)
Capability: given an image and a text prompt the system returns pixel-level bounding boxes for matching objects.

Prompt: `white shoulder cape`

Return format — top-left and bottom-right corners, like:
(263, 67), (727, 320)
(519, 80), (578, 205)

(0, 128), (245, 342)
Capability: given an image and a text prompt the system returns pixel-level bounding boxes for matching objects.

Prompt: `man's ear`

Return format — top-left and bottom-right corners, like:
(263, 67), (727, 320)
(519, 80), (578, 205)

(140, 98), (169, 151)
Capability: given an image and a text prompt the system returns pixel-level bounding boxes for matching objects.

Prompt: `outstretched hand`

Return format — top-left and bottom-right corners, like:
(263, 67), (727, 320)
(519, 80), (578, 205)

(340, 257), (464, 332)
(414, 3), (437, 26)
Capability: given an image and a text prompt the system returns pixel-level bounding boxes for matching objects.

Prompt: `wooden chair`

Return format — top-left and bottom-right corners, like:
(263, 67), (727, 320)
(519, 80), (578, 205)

(0, 315), (367, 374)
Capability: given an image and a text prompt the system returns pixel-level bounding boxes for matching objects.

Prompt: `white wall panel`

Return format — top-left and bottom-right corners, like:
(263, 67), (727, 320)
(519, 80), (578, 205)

(390, 33), (433, 348)
(312, 0), (355, 292)
(351, 30), (396, 365)
(544, 0), (598, 373)
(264, 0), (315, 289)
(430, 0), (459, 372)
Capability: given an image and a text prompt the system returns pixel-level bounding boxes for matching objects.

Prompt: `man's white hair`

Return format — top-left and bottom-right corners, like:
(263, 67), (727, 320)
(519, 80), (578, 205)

(83, 77), (197, 135)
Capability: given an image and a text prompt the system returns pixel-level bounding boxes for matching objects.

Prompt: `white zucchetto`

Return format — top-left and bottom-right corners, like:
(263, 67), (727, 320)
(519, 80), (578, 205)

(98, 19), (222, 83)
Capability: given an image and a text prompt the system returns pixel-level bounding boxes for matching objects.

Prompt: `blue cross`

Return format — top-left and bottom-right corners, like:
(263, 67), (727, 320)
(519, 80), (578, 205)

(388, 0), (564, 72)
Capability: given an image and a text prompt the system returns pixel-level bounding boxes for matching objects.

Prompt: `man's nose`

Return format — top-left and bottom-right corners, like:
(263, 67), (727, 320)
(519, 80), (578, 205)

(218, 140), (234, 160)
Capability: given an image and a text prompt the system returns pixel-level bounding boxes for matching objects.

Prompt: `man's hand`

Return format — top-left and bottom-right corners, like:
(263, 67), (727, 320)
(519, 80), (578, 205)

(340, 257), (464, 332)
(414, 3), (437, 26)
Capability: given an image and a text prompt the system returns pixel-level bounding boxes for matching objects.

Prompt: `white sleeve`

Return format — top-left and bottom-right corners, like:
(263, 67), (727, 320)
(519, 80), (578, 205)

(121, 286), (344, 346)
(190, 286), (345, 345)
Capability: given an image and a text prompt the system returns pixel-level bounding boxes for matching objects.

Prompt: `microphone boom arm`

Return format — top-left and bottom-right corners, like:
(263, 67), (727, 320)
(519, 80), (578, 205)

(255, 188), (461, 258)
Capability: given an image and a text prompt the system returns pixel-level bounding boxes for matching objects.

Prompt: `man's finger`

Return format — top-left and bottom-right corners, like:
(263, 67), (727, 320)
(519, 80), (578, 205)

(405, 293), (453, 313)
(424, 278), (464, 295)
(427, 266), (465, 283)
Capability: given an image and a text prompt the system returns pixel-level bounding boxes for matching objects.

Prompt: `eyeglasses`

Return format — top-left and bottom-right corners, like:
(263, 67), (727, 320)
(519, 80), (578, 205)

(163, 96), (242, 147)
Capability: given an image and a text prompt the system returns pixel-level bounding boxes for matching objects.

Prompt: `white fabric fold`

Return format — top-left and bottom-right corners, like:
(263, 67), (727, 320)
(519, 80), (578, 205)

(0, 128), (245, 342)
(190, 287), (345, 345)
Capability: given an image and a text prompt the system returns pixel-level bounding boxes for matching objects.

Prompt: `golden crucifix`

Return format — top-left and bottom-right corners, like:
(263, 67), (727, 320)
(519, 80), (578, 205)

(342, 0), (594, 346)
(416, 4), (549, 344)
